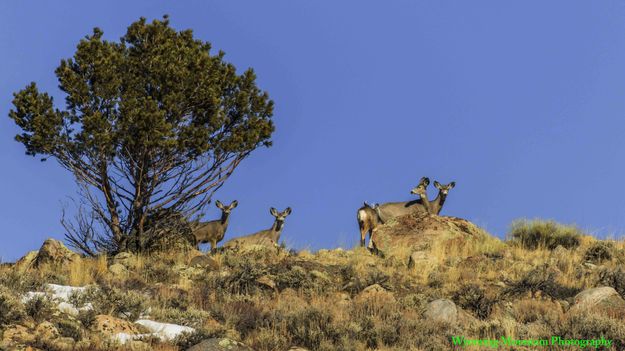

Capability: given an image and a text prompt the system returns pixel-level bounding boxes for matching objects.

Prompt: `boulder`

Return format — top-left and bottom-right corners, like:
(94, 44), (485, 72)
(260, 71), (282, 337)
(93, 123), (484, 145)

(112, 252), (136, 267)
(189, 255), (220, 270)
(108, 263), (128, 277)
(423, 299), (458, 324)
(256, 275), (277, 290)
(186, 337), (255, 351)
(370, 212), (500, 262)
(34, 239), (80, 267)
(355, 284), (395, 304)
(91, 315), (142, 337)
(35, 321), (59, 341)
(569, 287), (625, 315)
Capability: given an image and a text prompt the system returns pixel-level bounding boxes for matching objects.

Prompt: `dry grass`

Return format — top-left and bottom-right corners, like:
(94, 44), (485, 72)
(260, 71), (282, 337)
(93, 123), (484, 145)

(1, 219), (625, 350)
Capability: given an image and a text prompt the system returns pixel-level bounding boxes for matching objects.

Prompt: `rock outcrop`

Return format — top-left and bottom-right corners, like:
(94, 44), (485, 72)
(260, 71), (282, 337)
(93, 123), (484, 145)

(370, 212), (500, 264)
(34, 238), (80, 267)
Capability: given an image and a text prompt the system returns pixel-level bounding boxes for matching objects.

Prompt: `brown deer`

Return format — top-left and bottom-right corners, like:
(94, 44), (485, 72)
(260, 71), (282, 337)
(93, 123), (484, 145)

(357, 177), (430, 247)
(192, 200), (238, 251)
(224, 207), (292, 249)
(428, 181), (456, 215)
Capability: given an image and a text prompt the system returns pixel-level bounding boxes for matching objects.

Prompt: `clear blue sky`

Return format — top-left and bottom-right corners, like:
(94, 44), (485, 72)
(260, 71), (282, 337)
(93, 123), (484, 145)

(2, 1), (625, 261)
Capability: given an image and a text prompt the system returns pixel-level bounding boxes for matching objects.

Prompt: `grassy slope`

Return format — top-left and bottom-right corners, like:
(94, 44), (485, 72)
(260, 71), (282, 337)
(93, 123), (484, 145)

(1, 218), (625, 350)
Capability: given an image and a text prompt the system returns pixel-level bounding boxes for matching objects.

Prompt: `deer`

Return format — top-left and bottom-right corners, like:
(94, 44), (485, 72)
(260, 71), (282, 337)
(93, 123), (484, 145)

(427, 181), (456, 215)
(223, 207), (292, 249)
(357, 177), (431, 247)
(192, 200), (238, 251)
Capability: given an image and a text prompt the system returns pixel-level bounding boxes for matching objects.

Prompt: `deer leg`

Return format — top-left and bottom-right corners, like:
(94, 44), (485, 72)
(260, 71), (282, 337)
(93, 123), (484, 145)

(359, 222), (370, 247)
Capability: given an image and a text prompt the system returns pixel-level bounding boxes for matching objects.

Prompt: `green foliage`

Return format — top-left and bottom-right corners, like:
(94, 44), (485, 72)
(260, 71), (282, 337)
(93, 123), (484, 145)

(9, 15), (274, 255)
(507, 219), (582, 250)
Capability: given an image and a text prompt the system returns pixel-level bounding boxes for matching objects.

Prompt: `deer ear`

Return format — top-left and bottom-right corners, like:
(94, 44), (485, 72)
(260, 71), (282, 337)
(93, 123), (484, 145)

(216, 200), (224, 209)
(270, 207), (278, 216)
(434, 181), (442, 189)
(230, 200), (239, 208)
(449, 182), (456, 188)
(420, 177), (430, 186)
(284, 207), (292, 216)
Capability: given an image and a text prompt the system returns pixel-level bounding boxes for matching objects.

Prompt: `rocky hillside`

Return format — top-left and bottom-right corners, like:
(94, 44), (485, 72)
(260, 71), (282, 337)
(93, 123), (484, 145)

(1, 215), (625, 350)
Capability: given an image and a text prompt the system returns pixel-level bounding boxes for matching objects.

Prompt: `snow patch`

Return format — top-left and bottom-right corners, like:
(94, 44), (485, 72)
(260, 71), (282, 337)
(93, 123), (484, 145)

(134, 319), (195, 340)
(22, 284), (92, 316)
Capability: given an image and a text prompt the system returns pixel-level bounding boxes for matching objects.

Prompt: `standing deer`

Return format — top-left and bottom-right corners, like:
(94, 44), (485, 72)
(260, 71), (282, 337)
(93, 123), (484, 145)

(192, 200), (238, 251)
(357, 177), (431, 247)
(224, 207), (292, 249)
(427, 181), (456, 215)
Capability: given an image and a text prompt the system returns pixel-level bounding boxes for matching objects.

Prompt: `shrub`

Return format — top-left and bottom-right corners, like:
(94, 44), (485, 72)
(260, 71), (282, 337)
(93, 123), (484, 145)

(85, 285), (147, 321)
(56, 319), (83, 340)
(24, 295), (55, 323)
(0, 288), (25, 325)
(584, 241), (614, 263)
(286, 307), (341, 349)
(598, 266), (625, 298)
(503, 264), (580, 300)
(557, 313), (625, 348)
(452, 284), (494, 320)
(507, 219), (582, 250)
(225, 300), (268, 338)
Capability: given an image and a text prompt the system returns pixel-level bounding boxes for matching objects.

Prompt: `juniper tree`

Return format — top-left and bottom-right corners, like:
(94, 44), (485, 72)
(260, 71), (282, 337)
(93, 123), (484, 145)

(9, 16), (274, 255)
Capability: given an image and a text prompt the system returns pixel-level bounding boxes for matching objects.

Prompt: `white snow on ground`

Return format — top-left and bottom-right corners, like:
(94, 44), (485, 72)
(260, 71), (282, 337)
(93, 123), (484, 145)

(22, 284), (92, 316)
(135, 319), (195, 340)
(22, 284), (194, 343)
(112, 332), (153, 343)
(46, 283), (87, 300)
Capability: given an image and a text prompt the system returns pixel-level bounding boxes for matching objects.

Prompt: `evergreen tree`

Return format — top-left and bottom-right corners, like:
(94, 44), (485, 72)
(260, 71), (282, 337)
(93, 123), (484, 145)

(9, 16), (274, 254)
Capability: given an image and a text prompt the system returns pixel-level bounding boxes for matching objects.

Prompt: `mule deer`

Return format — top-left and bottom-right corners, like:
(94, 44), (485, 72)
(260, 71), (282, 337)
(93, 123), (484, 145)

(357, 177), (430, 247)
(224, 207), (292, 249)
(429, 181), (456, 215)
(192, 200), (238, 251)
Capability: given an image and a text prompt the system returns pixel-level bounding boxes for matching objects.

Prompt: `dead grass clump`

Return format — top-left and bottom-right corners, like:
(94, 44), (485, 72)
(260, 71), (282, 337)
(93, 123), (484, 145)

(557, 313), (625, 349)
(511, 299), (563, 325)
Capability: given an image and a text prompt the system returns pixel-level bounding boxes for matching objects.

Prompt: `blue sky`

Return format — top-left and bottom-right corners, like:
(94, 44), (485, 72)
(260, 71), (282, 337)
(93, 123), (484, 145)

(2, 1), (625, 261)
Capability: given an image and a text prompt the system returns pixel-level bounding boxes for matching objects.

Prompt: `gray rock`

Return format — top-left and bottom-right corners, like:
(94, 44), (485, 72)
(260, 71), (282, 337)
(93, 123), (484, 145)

(186, 337), (254, 351)
(569, 286), (625, 313)
(424, 299), (457, 324)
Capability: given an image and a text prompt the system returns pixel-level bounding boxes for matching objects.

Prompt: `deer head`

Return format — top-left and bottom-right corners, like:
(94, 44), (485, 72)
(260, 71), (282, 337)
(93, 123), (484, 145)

(270, 207), (292, 232)
(433, 181), (455, 195)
